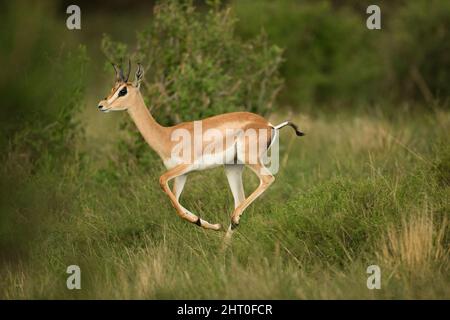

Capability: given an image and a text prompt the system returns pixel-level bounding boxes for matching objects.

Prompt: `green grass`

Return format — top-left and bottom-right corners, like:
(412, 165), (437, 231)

(0, 108), (449, 299)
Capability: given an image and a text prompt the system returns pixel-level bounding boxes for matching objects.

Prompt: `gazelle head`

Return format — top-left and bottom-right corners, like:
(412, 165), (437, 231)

(97, 61), (144, 112)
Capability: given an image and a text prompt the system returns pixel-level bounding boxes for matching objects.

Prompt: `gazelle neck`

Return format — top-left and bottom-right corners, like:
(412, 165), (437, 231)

(127, 93), (168, 159)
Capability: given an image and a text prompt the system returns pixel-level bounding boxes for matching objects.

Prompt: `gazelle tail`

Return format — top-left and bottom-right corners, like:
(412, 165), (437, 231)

(272, 121), (305, 136)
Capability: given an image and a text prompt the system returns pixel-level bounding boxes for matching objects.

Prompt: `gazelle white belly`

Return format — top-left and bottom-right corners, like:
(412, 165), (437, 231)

(164, 143), (238, 171)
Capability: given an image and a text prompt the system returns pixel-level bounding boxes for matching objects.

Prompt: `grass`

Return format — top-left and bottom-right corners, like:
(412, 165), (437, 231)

(0, 107), (449, 299)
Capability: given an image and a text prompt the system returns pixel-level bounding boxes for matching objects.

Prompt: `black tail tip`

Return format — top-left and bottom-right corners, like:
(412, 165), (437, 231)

(296, 130), (305, 136)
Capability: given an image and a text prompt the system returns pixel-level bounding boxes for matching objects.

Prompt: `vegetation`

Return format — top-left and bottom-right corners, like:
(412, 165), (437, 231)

(1, 109), (448, 299)
(235, 0), (450, 108)
(0, 0), (448, 299)
(101, 1), (283, 166)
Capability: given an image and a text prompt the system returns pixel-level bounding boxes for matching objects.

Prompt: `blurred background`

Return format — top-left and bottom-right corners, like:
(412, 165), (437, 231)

(0, 0), (448, 299)
(1, 0), (449, 155)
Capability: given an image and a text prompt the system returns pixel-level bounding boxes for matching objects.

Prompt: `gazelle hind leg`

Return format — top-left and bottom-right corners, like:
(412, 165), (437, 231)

(224, 165), (245, 241)
(160, 165), (221, 231)
(173, 174), (193, 214)
(173, 174), (187, 201)
(230, 162), (274, 229)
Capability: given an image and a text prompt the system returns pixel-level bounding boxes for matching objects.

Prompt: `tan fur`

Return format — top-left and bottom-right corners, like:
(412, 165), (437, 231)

(98, 79), (277, 235)
(99, 83), (274, 163)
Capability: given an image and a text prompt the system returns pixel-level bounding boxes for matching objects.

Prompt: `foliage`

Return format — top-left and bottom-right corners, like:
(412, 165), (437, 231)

(0, 1), (89, 165)
(102, 0), (284, 124)
(0, 1), (88, 265)
(235, 0), (450, 108)
(384, 0), (450, 104)
(101, 0), (283, 166)
(1, 110), (449, 299)
(234, 0), (382, 107)
(0, 0), (449, 300)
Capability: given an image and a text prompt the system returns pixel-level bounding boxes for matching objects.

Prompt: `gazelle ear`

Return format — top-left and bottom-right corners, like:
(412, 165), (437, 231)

(134, 63), (144, 88)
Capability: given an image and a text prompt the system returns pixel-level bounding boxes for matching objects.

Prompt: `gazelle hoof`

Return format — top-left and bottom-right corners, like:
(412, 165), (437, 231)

(210, 223), (222, 231)
(199, 219), (221, 231)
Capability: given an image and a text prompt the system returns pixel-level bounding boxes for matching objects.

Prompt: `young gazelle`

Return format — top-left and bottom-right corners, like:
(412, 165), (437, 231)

(97, 63), (303, 239)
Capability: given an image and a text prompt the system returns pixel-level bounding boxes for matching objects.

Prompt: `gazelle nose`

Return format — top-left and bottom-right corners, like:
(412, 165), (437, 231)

(98, 105), (103, 109)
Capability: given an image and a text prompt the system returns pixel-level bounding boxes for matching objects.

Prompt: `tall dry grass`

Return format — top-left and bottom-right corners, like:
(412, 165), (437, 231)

(1, 109), (449, 299)
(379, 209), (448, 274)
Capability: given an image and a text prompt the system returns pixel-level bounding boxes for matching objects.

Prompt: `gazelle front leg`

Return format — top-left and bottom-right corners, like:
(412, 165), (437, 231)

(160, 165), (221, 231)
(173, 174), (206, 222)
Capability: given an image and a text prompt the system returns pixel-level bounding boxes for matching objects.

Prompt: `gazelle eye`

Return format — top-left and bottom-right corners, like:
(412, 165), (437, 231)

(118, 87), (127, 97)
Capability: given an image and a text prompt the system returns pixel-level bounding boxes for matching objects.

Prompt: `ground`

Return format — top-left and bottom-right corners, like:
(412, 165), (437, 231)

(1, 107), (449, 299)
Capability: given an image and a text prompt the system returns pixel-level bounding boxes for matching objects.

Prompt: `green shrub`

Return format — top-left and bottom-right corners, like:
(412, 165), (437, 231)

(0, 1), (88, 264)
(101, 0), (283, 166)
(7, 48), (88, 167)
(385, 0), (450, 104)
(433, 144), (450, 187)
(0, 1), (89, 165)
(103, 1), (283, 124)
(234, 0), (382, 108)
(235, 0), (450, 108)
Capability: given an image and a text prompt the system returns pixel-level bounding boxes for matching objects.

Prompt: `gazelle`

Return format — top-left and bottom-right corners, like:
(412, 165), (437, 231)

(97, 62), (304, 239)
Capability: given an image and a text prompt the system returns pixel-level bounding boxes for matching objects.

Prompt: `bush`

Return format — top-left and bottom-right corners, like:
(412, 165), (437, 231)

(0, 1), (88, 263)
(101, 0), (283, 166)
(235, 0), (450, 109)
(234, 0), (382, 108)
(102, 0), (284, 124)
(385, 0), (450, 104)
(0, 1), (89, 165)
